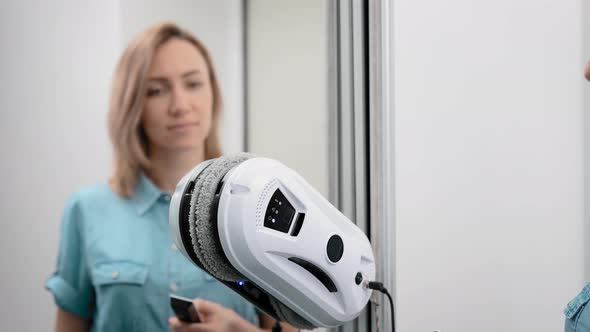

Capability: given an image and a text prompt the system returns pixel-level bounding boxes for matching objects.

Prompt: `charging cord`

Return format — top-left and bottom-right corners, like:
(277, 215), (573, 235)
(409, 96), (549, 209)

(367, 281), (395, 332)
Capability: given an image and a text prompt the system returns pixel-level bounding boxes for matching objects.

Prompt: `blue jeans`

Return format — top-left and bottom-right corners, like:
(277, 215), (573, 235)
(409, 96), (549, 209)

(565, 283), (590, 332)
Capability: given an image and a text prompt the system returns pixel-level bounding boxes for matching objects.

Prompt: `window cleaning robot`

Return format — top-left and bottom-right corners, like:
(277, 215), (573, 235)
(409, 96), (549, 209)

(169, 153), (378, 329)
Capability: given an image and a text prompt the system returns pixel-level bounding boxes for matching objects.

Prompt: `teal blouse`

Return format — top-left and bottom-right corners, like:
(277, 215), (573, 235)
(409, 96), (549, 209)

(565, 283), (590, 332)
(45, 175), (258, 331)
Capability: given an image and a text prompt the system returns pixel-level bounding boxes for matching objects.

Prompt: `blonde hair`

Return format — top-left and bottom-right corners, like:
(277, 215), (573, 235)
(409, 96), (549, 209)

(108, 22), (223, 198)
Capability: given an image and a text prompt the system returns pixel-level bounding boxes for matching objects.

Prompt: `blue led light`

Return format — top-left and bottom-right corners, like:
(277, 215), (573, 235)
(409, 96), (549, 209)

(238, 281), (245, 286)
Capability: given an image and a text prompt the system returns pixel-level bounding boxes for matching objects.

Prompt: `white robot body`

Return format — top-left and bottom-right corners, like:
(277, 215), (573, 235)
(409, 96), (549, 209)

(169, 156), (375, 327)
(218, 158), (374, 327)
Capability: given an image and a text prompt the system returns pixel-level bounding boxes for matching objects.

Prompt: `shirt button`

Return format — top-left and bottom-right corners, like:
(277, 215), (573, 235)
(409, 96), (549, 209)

(163, 194), (171, 202)
(170, 283), (178, 292)
(171, 243), (178, 251)
(112, 271), (119, 279)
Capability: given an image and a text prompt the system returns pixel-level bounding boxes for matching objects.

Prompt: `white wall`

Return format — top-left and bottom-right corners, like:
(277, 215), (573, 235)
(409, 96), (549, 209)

(393, 0), (584, 331)
(0, 2), (119, 331)
(0, 1), (243, 330)
(583, 0), (590, 283)
(246, 0), (329, 197)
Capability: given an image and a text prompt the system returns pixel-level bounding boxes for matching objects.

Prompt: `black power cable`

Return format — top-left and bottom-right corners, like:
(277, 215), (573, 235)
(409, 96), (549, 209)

(368, 281), (395, 332)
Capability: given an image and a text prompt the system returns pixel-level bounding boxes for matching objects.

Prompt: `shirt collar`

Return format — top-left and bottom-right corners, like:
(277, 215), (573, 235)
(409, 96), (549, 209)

(131, 173), (164, 216)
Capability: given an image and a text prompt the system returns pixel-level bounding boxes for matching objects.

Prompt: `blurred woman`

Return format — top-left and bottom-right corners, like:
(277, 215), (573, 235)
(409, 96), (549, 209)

(45, 22), (296, 332)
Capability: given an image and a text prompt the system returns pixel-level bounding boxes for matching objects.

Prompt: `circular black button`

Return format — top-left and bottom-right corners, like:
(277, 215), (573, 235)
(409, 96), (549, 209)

(355, 272), (363, 285)
(326, 235), (344, 263)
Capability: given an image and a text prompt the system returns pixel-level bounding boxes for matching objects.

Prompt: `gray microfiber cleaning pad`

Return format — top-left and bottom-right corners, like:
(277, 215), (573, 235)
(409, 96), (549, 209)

(187, 163), (211, 269)
(270, 297), (317, 329)
(188, 153), (254, 281)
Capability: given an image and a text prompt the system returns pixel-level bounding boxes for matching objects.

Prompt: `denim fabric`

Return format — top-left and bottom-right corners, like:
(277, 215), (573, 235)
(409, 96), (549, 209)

(46, 174), (258, 332)
(565, 283), (590, 332)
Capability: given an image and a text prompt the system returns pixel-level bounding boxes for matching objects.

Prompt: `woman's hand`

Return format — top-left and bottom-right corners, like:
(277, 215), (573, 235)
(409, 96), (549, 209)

(169, 298), (259, 332)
